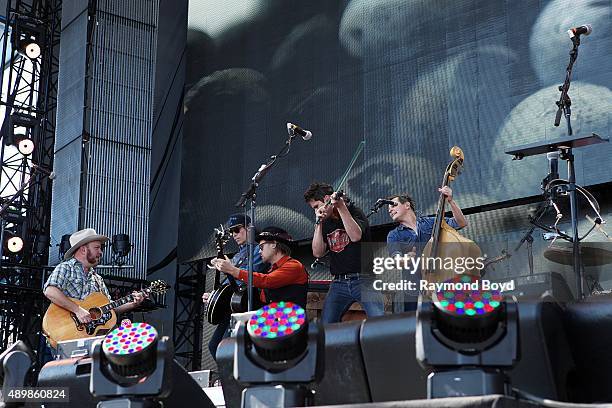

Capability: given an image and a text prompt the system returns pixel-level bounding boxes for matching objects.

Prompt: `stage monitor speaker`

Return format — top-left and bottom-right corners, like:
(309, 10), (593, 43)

(508, 302), (573, 401)
(564, 294), (612, 403)
(359, 312), (427, 401)
(219, 303), (571, 405)
(0, 340), (35, 408)
(497, 272), (573, 302)
(36, 357), (215, 407)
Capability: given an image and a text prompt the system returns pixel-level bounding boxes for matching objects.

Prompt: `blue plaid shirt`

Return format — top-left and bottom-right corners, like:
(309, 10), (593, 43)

(44, 258), (110, 300)
(387, 215), (460, 257)
(220, 244), (267, 285)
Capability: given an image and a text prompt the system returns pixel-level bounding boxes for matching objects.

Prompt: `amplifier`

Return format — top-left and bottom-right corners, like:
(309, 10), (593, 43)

(56, 336), (105, 360)
(497, 272), (574, 301)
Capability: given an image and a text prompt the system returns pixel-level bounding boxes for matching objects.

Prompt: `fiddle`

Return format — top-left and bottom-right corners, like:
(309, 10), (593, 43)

(315, 190), (344, 225)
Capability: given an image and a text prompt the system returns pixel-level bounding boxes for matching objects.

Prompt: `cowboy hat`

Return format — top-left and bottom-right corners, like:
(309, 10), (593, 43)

(255, 226), (294, 247)
(63, 228), (109, 260)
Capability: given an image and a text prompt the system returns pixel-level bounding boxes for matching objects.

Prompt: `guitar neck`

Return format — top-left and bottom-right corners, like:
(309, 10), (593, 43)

(101, 290), (145, 313)
(217, 249), (241, 290)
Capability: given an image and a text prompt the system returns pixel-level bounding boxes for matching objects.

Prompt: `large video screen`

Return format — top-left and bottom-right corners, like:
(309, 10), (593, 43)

(182, 0), (612, 261)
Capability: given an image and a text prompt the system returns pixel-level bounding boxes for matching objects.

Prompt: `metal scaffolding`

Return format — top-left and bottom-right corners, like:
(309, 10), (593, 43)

(173, 259), (205, 371)
(0, 0), (61, 361)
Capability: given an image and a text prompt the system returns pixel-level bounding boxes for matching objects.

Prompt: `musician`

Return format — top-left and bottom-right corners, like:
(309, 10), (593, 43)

(202, 213), (267, 360)
(386, 187), (467, 311)
(304, 182), (385, 323)
(43, 228), (145, 339)
(210, 226), (308, 307)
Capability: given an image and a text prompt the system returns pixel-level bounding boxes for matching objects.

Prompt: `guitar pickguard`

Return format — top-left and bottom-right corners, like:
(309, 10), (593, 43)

(71, 311), (113, 335)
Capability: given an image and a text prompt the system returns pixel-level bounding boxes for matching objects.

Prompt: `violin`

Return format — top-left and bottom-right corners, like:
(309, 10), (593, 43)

(422, 146), (482, 284)
(315, 190), (345, 225)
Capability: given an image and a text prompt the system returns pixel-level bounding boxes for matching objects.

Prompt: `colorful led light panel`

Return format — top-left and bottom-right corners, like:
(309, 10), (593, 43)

(434, 275), (503, 317)
(247, 301), (306, 339)
(102, 322), (158, 355)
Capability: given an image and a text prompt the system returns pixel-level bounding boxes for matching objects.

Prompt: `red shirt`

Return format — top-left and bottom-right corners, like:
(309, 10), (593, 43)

(237, 255), (308, 303)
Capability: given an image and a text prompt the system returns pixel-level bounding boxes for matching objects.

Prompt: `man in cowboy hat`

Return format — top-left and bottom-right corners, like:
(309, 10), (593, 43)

(210, 226), (308, 307)
(202, 213), (267, 360)
(43, 228), (145, 327)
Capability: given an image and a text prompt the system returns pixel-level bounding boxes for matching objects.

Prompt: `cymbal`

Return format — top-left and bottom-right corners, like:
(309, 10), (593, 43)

(544, 243), (612, 267)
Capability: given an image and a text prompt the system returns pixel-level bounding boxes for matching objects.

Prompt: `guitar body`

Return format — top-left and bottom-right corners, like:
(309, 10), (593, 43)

(206, 284), (233, 325)
(42, 292), (117, 348)
(206, 283), (263, 324)
(230, 287), (262, 314)
(230, 289), (248, 314)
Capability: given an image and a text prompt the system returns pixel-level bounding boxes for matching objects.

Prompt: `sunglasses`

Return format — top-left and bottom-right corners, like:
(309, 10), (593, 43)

(258, 242), (274, 250)
(229, 225), (243, 234)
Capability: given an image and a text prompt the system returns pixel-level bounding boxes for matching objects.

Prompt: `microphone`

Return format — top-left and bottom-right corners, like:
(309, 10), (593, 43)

(546, 151), (559, 181)
(375, 199), (398, 207)
(32, 164), (56, 180)
(541, 151), (559, 194)
(567, 24), (592, 38)
(287, 123), (312, 141)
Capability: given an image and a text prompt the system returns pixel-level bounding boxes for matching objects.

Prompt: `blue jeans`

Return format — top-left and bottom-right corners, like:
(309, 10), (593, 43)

(208, 317), (230, 360)
(322, 276), (385, 324)
(393, 268), (420, 313)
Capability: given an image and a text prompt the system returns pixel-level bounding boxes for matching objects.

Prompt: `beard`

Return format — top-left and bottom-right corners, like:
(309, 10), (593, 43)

(86, 248), (100, 266)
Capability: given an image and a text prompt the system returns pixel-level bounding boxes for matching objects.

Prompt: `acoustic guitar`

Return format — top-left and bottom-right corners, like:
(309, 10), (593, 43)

(42, 280), (169, 348)
(205, 225), (258, 325)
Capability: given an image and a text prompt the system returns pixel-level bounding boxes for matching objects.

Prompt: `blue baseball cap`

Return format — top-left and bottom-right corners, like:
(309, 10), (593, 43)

(226, 213), (251, 229)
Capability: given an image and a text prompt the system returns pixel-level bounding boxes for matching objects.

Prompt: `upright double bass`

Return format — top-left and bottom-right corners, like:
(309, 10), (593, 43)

(422, 146), (481, 284)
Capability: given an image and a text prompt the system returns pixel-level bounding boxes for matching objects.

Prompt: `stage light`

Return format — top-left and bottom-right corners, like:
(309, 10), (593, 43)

(101, 323), (159, 380)
(235, 301), (324, 407)
(3, 112), (37, 146)
(6, 236), (24, 253)
(11, 15), (44, 60)
(21, 40), (41, 59)
(90, 322), (176, 402)
(39, 331), (216, 408)
(33, 234), (50, 257)
(111, 233), (131, 258)
(58, 234), (71, 260)
(247, 301), (308, 361)
(17, 138), (34, 155)
(416, 275), (519, 398)
(432, 274), (505, 345)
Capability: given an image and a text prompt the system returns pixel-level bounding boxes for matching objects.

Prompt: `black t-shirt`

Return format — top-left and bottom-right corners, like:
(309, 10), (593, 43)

(322, 203), (370, 276)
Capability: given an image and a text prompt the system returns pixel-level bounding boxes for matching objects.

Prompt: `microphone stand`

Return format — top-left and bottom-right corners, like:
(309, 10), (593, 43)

(235, 130), (300, 311)
(554, 35), (581, 135)
(366, 200), (385, 218)
(553, 34), (585, 298)
(514, 201), (548, 276)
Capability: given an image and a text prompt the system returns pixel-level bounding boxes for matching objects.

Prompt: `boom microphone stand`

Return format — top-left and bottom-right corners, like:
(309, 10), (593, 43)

(552, 30), (585, 297)
(235, 127), (306, 311)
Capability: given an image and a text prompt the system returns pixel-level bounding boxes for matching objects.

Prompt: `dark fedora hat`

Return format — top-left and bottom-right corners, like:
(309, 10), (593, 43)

(255, 226), (293, 247)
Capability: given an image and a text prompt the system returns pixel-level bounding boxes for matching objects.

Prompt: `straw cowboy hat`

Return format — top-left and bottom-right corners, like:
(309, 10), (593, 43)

(64, 228), (109, 260)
